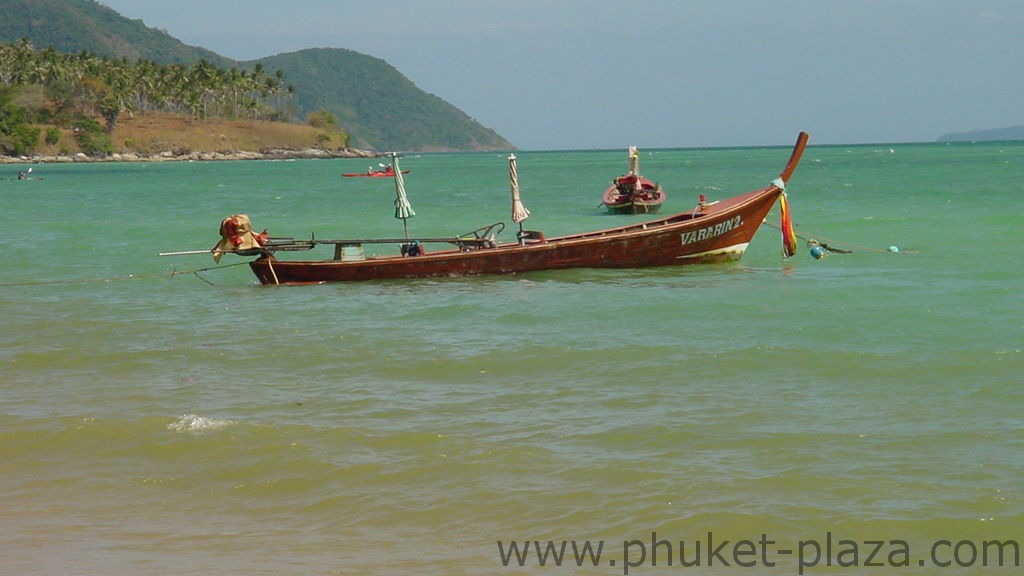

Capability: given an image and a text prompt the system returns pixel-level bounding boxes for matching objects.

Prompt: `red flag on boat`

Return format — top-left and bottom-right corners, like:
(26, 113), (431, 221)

(779, 193), (798, 258)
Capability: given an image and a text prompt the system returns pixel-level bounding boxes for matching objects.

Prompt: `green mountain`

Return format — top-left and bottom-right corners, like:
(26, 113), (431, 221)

(0, 0), (513, 152)
(0, 0), (232, 66)
(252, 49), (510, 151)
(937, 125), (1024, 143)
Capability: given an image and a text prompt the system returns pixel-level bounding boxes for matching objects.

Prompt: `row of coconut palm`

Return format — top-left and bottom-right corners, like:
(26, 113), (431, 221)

(0, 39), (294, 133)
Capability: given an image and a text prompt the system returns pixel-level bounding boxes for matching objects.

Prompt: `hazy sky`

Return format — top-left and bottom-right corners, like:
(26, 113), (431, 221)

(99, 0), (1023, 150)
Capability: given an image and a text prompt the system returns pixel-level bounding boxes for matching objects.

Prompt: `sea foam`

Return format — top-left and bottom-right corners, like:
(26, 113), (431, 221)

(167, 413), (234, 433)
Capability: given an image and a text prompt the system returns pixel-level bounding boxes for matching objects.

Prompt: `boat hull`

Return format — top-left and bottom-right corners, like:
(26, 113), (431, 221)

(601, 176), (665, 214)
(248, 186), (782, 285)
(602, 195), (665, 214)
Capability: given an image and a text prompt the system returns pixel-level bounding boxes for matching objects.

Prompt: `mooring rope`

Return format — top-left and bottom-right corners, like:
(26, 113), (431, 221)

(0, 261), (251, 288)
(761, 220), (904, 254)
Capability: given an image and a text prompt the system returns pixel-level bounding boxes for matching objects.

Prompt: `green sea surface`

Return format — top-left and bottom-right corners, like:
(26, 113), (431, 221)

(1, 140), (1021, 575)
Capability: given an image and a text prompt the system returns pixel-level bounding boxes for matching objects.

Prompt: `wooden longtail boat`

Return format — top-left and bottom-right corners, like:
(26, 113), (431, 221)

(162, 134), (807, 285)
(600, 146), (666, 213)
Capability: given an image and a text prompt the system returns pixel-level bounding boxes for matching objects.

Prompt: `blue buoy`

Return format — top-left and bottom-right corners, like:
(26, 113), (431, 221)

(810, 245), (826, 259)
(888, 245), (900, 253)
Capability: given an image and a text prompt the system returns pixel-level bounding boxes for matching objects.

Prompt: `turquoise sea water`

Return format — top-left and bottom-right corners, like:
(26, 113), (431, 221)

(1, 141), (1021, 575)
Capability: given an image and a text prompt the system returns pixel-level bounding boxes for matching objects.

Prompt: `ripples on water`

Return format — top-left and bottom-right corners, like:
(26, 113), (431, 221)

(2, 142), (1022, 574)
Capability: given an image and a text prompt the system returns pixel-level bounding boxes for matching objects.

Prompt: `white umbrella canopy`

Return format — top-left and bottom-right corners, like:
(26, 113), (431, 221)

(509, 154), (530, 224)
(390, 153), (415, 237)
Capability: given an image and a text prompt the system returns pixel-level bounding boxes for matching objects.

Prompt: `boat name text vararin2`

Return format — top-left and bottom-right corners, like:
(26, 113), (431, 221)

(680, 215), (742, 245)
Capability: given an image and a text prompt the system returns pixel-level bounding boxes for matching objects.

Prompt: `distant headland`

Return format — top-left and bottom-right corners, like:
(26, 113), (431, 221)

(936, 125), (1024, 142)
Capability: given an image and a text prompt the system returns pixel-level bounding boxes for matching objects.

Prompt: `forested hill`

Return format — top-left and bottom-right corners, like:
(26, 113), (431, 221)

(253, 49), (509, 152)
(0, 0), (231, 66)
(0, 0), (513, 152)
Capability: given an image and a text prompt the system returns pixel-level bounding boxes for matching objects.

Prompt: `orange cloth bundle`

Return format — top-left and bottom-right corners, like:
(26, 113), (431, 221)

(212, 214), (267, 262)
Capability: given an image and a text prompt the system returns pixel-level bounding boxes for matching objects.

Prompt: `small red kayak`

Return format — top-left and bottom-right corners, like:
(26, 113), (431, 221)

(343, 168), (410, 178)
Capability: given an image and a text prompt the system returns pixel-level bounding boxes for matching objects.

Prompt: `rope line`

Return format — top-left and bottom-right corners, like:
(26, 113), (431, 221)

(761, 220), (898, 254)
(0, 261), (251, 287)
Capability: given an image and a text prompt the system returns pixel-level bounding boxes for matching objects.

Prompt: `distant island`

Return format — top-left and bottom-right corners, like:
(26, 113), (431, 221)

(936, 125), (1024, 142)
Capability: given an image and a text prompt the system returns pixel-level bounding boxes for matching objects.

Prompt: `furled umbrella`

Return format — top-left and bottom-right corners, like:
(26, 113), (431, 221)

(628, 146), (639, 175)
(509, 154), (530, 238)
(390, 152), (415, 238)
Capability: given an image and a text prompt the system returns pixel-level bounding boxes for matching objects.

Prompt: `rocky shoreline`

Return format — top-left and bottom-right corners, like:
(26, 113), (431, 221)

(1, 147), (381, 164)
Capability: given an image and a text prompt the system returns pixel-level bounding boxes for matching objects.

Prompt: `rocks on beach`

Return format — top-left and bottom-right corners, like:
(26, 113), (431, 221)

(1, 147), (381, 164)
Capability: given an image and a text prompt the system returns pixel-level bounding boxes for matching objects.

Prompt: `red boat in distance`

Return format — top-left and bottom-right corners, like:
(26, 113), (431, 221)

(601, 146), (666, 214)
(343, 164), (410, 178)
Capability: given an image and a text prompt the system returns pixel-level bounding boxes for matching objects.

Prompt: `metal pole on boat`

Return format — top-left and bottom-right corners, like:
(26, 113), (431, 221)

(158, 249), (219, 257)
